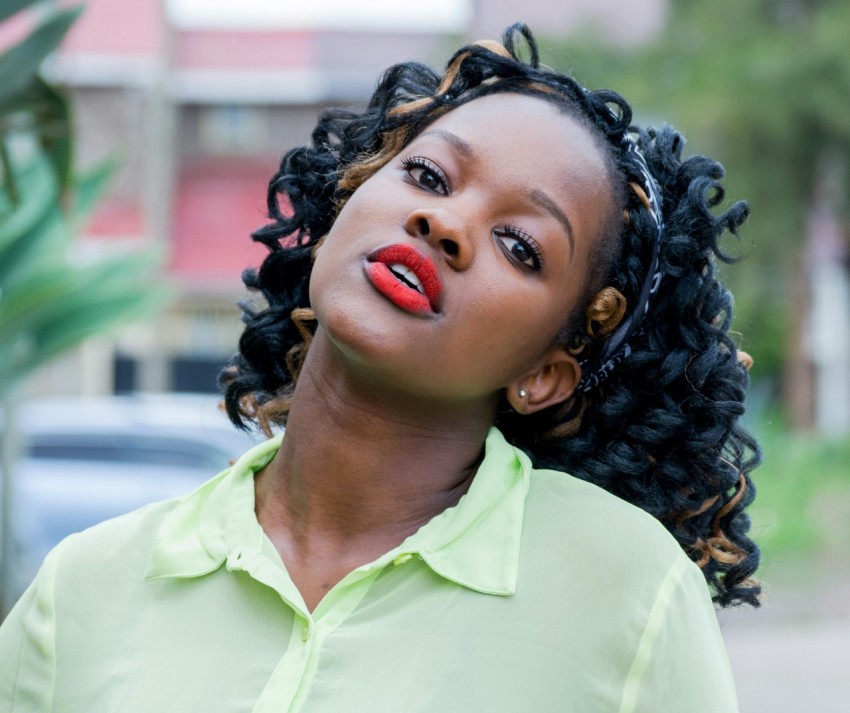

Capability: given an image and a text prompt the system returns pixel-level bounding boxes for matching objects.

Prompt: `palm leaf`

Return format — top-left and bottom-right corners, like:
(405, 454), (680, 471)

(0, 155), (117, 286)
(0, 78), (73, 187)
(0, 0), (43, 25)
(0, 255), (171, 394)
(0, 6), (83, 106)
(0, 156), (64, 286)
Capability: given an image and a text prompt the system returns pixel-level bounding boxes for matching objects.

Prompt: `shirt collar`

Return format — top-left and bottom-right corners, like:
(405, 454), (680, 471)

(145, 436), (281, 581)
(145, 427), (531, 597)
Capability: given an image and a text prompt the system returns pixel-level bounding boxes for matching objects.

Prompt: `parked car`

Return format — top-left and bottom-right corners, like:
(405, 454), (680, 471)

(3, 394), (262, 601)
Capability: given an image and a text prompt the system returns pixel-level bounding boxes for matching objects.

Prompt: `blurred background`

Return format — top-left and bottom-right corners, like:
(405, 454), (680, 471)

(1, 0), (848, 708)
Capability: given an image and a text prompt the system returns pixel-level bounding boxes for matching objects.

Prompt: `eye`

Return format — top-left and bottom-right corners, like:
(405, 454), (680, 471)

(495, 228), (543, 271)
(401, 156), (449, 195)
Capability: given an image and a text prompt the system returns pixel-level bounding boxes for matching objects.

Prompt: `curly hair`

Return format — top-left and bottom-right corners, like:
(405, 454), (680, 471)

(219, 24), (761, 608)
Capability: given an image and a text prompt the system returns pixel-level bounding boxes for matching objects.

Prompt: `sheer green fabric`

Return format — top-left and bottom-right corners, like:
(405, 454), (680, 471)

(0, 428), (738, 712)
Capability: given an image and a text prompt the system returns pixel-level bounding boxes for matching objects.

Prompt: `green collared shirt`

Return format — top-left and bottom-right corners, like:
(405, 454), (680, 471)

(0, 428), (738, 712)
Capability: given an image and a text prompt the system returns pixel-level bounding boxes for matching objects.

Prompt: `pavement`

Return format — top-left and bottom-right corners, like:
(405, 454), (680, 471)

(719, 570), (850, 712)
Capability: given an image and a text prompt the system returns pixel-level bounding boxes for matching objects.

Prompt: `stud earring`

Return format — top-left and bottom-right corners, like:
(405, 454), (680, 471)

(518, 388), (528, 398)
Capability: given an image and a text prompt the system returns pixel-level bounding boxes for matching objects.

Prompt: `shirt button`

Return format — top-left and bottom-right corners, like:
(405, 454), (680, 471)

(301, 624), (310, 643)
(392, 553), (413, 566)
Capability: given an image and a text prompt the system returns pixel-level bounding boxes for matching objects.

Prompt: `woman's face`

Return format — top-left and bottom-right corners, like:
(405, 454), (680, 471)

(310, 92), (615, 405)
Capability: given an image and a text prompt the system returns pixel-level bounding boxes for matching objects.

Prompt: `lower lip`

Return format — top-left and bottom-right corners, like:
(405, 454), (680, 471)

(365, 262), (433, 314)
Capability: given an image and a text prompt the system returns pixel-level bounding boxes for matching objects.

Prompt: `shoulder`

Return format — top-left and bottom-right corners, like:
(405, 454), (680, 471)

(48, 497), (184, 585)
(510, 464), (736, 709)
(519, 465), (694, 606)
(0, 496), (187, 702)
(526, 466), (683, 561)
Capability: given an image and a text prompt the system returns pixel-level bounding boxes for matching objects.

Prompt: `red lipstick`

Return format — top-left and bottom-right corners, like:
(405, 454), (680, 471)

(365, 244), (442, 315)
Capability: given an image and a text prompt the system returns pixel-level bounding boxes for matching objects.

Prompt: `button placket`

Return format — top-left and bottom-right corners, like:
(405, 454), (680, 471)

(256, 565), (390, 713)
(253, 615), (316, 713)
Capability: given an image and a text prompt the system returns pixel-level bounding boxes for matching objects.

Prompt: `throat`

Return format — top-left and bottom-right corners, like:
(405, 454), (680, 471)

(260, 428), (480, 544)
(255, 329), (495, 546)
(255, 438), (479, 612)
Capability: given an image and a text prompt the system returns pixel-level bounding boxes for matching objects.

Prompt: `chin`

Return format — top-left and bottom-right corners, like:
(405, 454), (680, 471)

(313, 298), (399, 368)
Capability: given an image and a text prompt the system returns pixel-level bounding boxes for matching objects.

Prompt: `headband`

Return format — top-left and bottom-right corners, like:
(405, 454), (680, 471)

(575, 131), (665, 394)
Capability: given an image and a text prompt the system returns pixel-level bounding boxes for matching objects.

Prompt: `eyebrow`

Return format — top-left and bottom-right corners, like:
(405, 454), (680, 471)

(419, 129), (575, 257)
(529, 189), (575, 257)
(419, 129), (475, 159)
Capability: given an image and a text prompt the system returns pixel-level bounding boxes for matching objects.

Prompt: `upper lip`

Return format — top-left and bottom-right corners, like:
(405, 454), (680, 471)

(367, 244), (443, 312)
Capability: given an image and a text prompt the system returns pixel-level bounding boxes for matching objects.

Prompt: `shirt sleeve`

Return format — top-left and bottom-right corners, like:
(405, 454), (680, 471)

(618, 554), (740, 713)
(0, 542), (62, 712)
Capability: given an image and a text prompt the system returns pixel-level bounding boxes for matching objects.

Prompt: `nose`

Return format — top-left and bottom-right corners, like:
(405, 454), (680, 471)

(404, 208), (473, 270)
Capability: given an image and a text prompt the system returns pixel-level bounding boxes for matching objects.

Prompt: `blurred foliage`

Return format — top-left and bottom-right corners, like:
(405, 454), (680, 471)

(546, 0), (850, 383)
(0, 4), (82, 192)
(0, 0), (169, 399)
(748, 417), (850, 571)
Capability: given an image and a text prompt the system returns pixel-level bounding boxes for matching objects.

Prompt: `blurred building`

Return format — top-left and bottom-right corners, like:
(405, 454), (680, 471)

(29, 0), (666, 396)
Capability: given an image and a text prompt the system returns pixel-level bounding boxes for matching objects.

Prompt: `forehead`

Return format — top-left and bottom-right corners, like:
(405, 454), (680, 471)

(412, 93), (610, 190)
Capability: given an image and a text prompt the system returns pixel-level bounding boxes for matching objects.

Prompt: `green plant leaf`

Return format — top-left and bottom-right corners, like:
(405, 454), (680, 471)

(0, 155), (64, 286)
(0, 243), (165, 325)
(0, 248), (172, 390)
(0, 6), (83, 105)
(0, 78), (74, 188)
(0, 210), (68, 287)
(70, 158), (116, 227)
(0, 139), (18, 204)
(0, 0), (43, 25)
(0, 152), (57, 244)
(0, 155), (118, 288)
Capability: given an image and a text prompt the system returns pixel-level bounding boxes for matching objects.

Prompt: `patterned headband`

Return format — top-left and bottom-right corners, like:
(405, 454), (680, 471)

(575, 131), (665, 394)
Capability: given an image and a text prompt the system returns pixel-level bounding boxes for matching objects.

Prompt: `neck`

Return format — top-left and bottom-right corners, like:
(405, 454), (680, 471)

(255, 329), (497, 557)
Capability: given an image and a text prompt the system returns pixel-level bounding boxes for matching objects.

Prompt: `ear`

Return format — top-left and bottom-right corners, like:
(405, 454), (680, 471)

(506, 346), (581, 415)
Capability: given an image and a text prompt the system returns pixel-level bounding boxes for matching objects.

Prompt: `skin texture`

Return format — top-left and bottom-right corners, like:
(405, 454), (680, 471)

(255, 94), (616, 611)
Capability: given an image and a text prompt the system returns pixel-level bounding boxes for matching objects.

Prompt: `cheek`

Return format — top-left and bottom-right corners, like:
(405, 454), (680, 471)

(308, 229), (360, 340)
(332, 173), (399, 229)
(308, 191), (376, 299)
(453, 288), (570, 377)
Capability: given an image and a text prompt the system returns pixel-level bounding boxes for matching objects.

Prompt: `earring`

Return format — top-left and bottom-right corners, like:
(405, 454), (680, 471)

(518, 388), (527, 398)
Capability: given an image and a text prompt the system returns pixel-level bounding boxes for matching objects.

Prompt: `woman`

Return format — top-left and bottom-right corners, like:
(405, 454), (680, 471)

(1, 25), (759, 712)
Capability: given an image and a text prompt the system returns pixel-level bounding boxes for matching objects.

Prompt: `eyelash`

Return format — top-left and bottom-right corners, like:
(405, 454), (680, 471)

(400, 154), (543, 272)
(495, 226), (544, 271)
(400, 155), (449, 194)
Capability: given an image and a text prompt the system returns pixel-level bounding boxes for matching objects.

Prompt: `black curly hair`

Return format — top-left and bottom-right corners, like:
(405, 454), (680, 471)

(219, 24), (761, 608)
